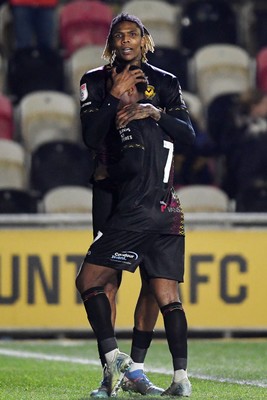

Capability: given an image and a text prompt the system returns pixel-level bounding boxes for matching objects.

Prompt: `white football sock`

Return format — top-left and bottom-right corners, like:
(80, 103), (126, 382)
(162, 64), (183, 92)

(173, 369), (188, 383)
(105, 348), (119, 366)
(128, 362), (144, 372)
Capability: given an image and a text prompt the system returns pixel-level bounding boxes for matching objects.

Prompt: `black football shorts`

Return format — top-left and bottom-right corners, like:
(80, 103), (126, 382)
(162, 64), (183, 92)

(84, 229), (185, 282)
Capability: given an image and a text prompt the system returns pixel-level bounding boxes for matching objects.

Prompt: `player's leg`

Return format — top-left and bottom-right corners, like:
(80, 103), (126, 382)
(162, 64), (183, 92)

(92, 276), (121, 396)
(12, 6), (34, 49)
(122, 269), (164, 395)
(145, 235), (192, 397)
(90, 183), (122, 397)
(92, 183), (120, 327)
(134, 269), (159, 331)
(80, 229), (152, 398)
(34, 7), (56, 50)
(150, 278), (191, 396)
(76, 261), (132, 397)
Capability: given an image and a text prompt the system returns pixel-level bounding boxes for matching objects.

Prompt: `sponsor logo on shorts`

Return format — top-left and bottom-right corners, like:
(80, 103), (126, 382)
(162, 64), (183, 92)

(111, 251), (138, 263)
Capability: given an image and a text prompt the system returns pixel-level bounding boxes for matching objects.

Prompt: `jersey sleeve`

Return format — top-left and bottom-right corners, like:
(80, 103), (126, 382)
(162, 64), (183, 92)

(79, 70), (120, 150)
(107, 122), (145, 182)
(157, 73), (195, 146)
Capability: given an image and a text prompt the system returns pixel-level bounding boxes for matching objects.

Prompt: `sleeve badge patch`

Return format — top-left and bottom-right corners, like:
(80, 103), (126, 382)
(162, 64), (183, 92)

(80, 83), (88, 101)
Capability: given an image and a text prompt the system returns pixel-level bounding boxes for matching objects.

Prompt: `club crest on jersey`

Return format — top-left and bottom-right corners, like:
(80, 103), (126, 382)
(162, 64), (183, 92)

(80, 83), (88, 101)
(145, 85), (156, 99)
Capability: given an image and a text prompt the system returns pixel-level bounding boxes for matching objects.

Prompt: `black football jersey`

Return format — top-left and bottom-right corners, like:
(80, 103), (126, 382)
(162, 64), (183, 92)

(106, 117), (184, 236)
(79, 62), (195, 171)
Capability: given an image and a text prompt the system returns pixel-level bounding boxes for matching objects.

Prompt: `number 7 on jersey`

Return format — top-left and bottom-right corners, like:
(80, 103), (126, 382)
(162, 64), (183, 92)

(163, 140), (174, 183)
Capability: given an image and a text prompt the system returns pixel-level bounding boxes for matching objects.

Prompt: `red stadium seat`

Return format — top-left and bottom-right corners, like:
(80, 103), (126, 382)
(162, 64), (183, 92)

(59, 0), (113, 57)
(256, 47), (267, 92)
(0, 94), (13, 140)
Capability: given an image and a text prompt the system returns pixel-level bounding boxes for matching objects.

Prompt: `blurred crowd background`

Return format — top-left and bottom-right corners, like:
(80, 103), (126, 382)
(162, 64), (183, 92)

(1, 0), (267, 214)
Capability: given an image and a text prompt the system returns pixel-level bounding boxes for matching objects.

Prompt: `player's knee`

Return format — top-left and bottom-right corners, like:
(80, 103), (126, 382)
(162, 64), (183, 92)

(103, 271), (121, 301)
(75, 262), (94, 294)
(160, 301), (184, 316)
(104, 282), (118, 302)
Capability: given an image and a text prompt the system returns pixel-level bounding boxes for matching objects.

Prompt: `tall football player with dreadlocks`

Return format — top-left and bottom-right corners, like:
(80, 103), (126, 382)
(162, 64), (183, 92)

(78, 12), (195, 398)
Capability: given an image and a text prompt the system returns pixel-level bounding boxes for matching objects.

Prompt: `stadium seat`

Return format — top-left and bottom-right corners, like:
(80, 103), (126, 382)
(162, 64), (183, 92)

(30, 140), (92, 196)
(180, 0), (238, 55)
(66, 45), (104, 97)
(147, 47), (189, 90)
(59, 0), (113, 58)
(191, 44), (252, 107)
(176, 184), (230, 212)
(121, 0), (181, 48)
(0, 139), (27, 189)
(236, 179), (267, 212)
(256, 47), (267, 92)
(0, 188), (38, 213)
(0, 94), (14, 140)
(182, 91), (205, 130)
(42, 185), (93, 213)
(206, 93), (239, 151)
(7, 47), (65, 103)
(17, 90), (80, 152)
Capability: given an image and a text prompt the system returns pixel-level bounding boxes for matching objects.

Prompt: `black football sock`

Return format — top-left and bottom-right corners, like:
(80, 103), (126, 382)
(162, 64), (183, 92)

(97, 341), (106, 368)
(161, 302), (188, 370)
(81, 287), (117, 355)
(130, 327), (154, 363)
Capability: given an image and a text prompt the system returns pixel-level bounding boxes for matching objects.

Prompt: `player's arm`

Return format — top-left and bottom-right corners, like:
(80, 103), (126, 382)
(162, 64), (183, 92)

(80, 74), (120, 150)
(116, 77), (195, 145)
(80, 66), (146, 150)
(116, 101), (195, 145)
(157, 108), (195, 145)
(156, 74), (195, 145)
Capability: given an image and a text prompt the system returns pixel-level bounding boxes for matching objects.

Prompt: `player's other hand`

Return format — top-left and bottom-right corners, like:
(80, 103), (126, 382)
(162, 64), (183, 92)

(110, 64), (146, 99)
(116, 103), (161, 128)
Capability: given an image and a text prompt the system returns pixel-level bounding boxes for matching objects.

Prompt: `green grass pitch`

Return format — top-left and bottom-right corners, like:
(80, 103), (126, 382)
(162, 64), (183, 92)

(0, 339), (266, 399)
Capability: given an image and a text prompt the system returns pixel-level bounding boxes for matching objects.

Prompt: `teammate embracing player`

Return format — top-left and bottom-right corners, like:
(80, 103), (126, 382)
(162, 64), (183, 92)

(78, 12), (195, 397)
